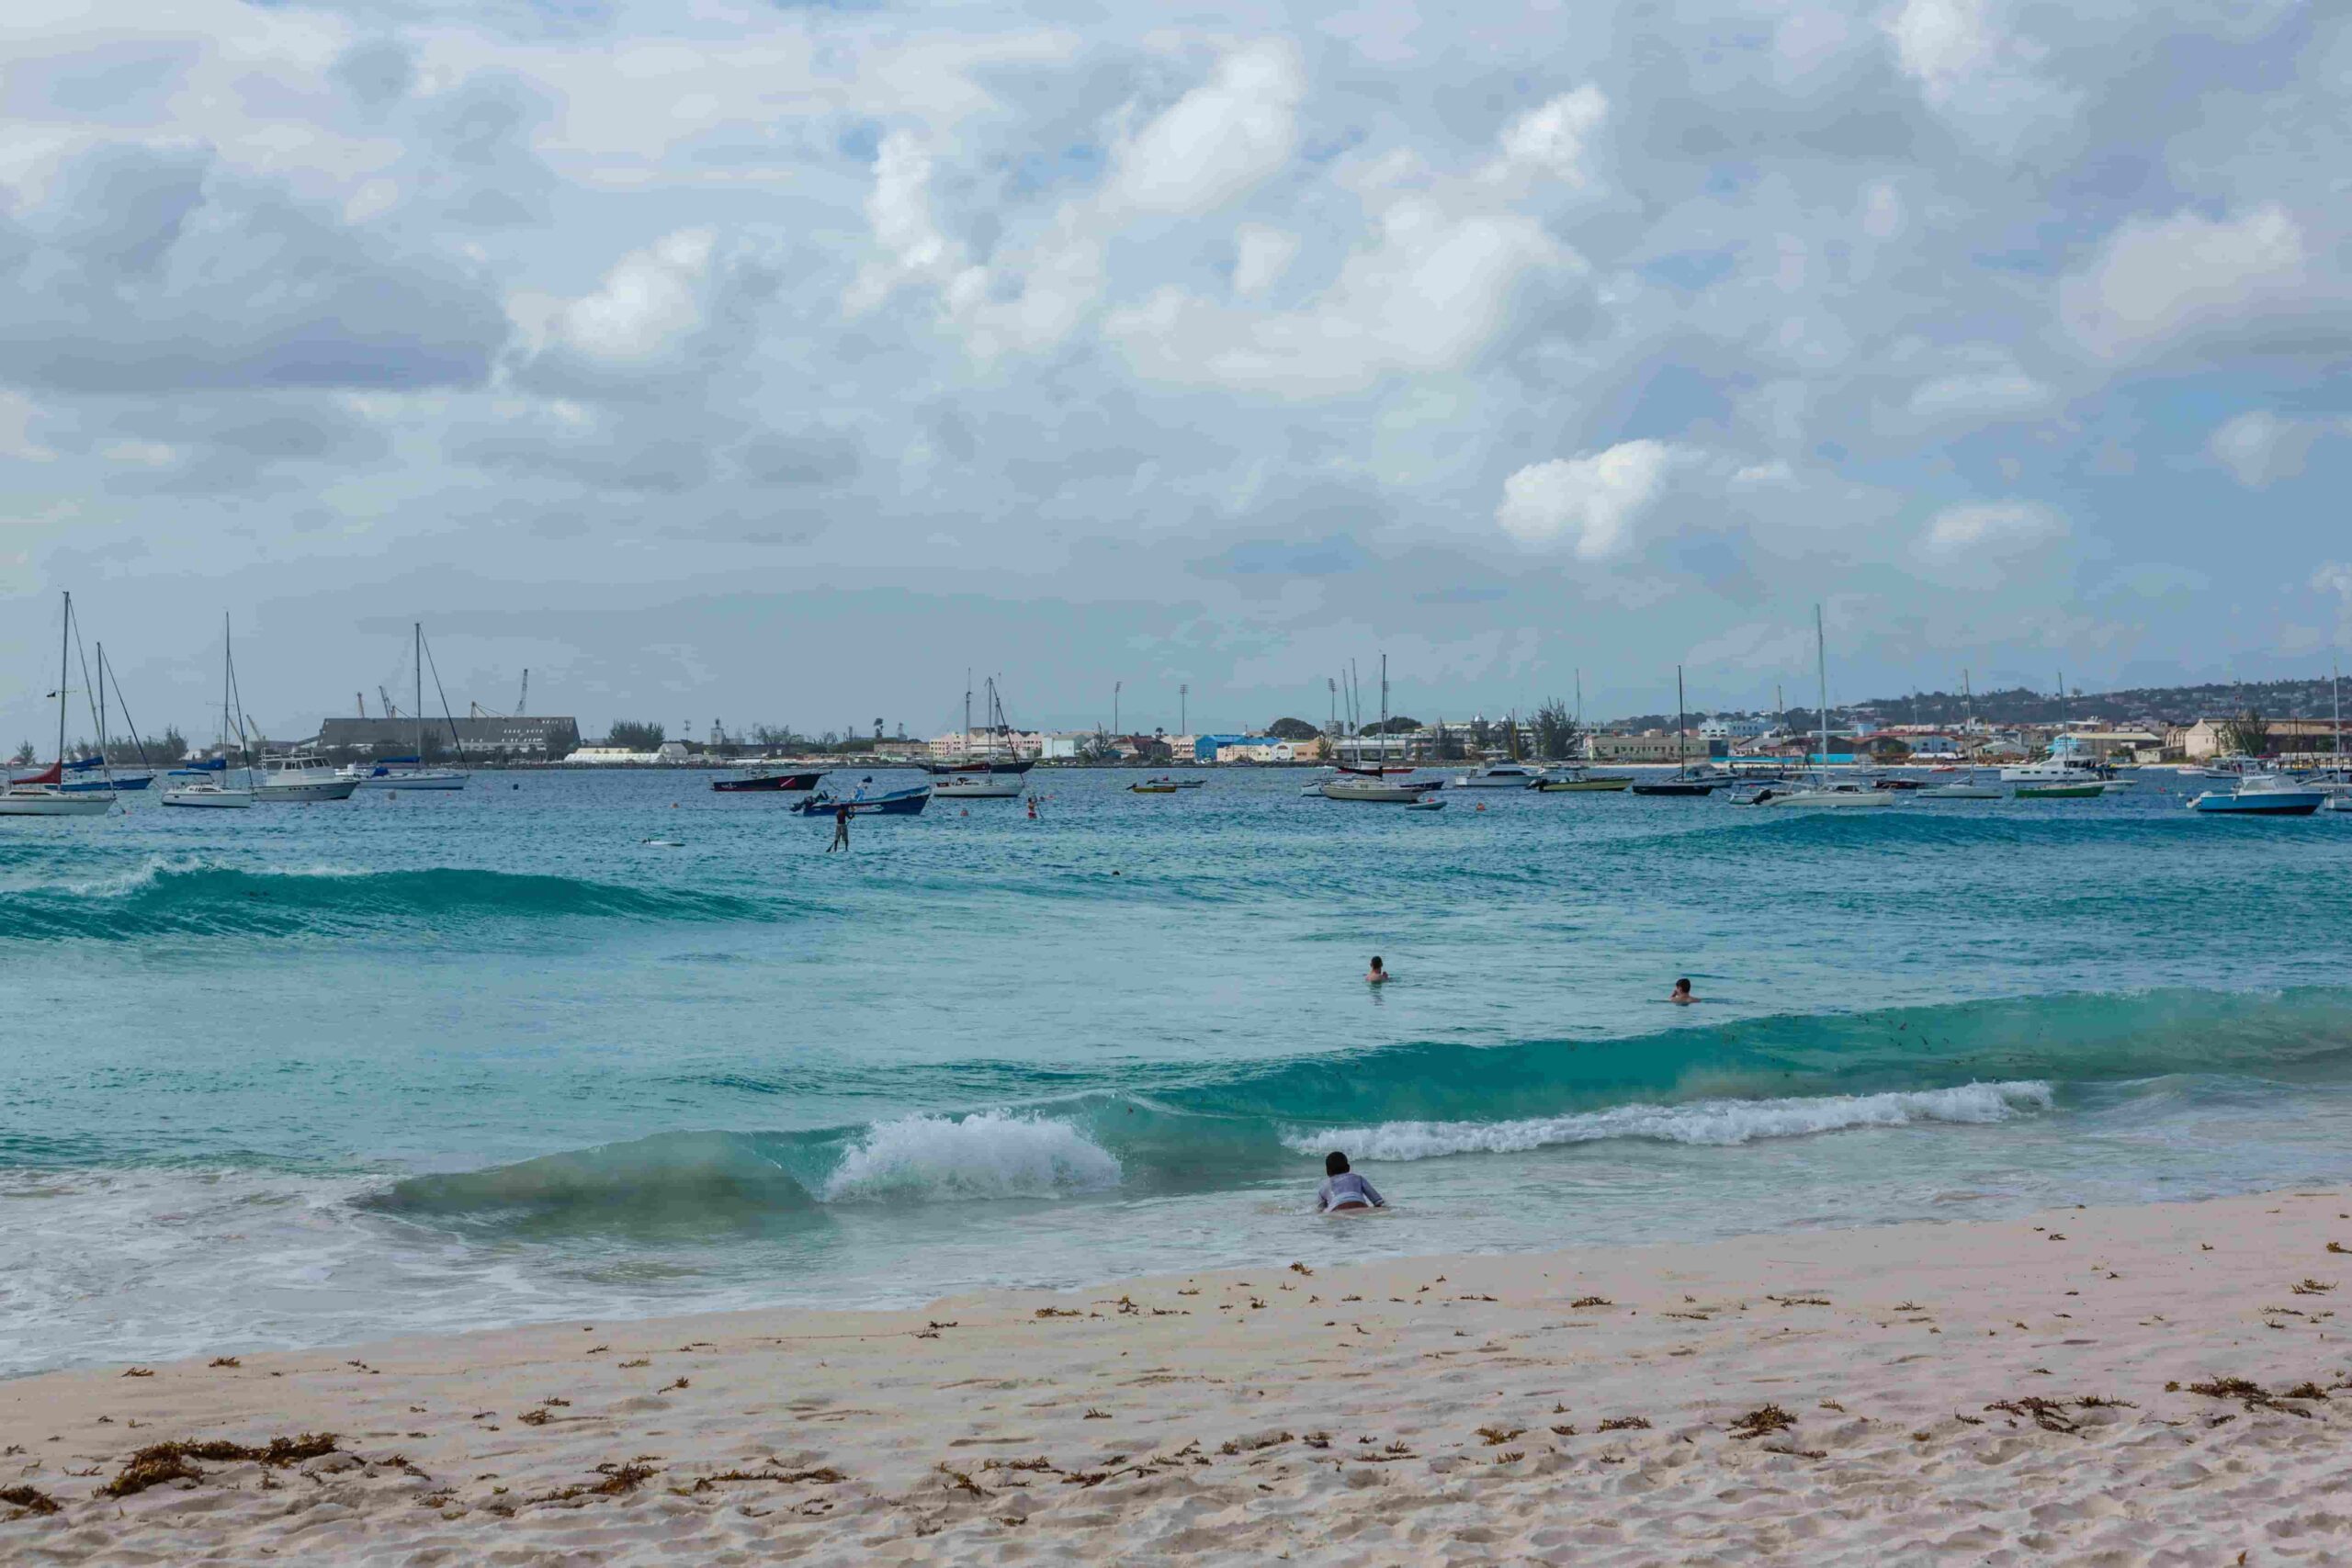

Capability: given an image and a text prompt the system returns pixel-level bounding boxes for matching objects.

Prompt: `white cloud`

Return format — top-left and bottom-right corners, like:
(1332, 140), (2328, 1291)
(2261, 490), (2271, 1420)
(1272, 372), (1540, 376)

(1496, 440), (1683, 559)
(2209, 410), (2345, 489)
(2060, 205), (2309, 362)
(1904, 347), (2051, 423)
(1107, 41), (1305, 217)
(550, 229), (715, 362)
(844, 131), (971, 316)
(1885, 0), (2002, 94)
(1883, 0), (2075, 149)
(1108, 198), (1569, 397)
(1231, 224), (1300, 297)
(1918, 499), (2065, 560)
(1488, 85), (1608, 187)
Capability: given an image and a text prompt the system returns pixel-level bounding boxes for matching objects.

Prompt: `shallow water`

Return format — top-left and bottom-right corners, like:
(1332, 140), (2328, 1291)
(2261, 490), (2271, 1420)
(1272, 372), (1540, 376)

(3, 766), (2348, 1374)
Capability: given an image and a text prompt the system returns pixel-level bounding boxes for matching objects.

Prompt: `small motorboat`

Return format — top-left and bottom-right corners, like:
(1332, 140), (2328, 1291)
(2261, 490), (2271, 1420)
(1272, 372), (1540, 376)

(1129, 781), (1181, 795)
(791, 784), (932, 817)
(2016, 782), (2103, 799)
(2188, 773), (2325, 816)
(1533, 771), (1631, 792)
(1403, 797), (1446, 811)
(1629, 776), (1720, 797)
(713, 769), (824, 793)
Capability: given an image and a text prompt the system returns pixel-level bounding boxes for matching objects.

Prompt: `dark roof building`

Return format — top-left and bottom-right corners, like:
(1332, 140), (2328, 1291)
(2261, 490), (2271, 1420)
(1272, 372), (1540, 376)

(316, 716), (582, 757)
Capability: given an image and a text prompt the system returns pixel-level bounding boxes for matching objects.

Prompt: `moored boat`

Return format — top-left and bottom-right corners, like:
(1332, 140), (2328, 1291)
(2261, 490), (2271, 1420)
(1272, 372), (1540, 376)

(2188, 773), (2325, 816)
(791, 783), (932, 817)
(712, 769), (824, 793)
(0, 592), (114, 818)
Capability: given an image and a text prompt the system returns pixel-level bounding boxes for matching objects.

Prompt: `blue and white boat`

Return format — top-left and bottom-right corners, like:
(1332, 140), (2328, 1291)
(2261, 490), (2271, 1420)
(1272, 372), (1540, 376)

(2188, 773), (2325, 816)
(792, 782), (932, 817)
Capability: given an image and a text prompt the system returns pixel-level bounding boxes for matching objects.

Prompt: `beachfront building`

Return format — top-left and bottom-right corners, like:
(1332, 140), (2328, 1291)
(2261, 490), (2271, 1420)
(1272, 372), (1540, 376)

(321, 714), (582, 759)
(2179, 717), (2345, 761)
(563, 744), (656, 764)
(2049, 729), (2165, 764)
(1698, 716), (1771, 740)
(1587, 732), (1729, 762)
(927, 728), (1046, 762)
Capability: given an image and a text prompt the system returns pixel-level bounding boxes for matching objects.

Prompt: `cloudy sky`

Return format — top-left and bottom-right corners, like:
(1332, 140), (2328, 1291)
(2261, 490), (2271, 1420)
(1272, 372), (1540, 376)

(3, 0), (2347, 743)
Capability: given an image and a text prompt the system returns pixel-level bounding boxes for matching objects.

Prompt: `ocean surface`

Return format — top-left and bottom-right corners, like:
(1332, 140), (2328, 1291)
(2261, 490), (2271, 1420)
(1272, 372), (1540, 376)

(4, 766), (2350, 1376)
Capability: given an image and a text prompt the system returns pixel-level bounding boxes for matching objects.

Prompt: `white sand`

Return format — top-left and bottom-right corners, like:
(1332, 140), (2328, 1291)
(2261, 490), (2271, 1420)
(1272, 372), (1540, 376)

(6, 1189), (2351, 1563)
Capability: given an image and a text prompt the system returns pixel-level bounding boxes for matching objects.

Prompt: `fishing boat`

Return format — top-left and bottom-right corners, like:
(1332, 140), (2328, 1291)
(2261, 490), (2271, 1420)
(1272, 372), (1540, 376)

(0, 592), (115, 818)
(1751, 610), (1895, 808)
(2016, 780), (2104, 799)
(791, 782), (932, 817)
(712, 769), (824, 793)
(1533, 769), (1630, 792)
(254, 750), (359, 803)
(1403, 797), (1446, 811)
(1129, 781), (1181, 795)
(1629, 668), (1722, 796)
(2188, 773), (2325, 816)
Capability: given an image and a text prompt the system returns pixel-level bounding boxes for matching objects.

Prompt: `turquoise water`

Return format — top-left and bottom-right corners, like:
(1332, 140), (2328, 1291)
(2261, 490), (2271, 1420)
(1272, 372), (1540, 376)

(4, 768), (2350, 1373)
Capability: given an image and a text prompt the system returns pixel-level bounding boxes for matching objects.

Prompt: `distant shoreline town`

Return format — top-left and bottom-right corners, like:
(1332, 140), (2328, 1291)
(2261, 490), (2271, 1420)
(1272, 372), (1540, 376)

(27, 675), (2346, 773)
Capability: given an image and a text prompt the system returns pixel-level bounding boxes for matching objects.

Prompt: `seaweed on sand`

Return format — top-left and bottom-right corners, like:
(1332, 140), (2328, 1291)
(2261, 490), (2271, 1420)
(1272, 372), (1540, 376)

(102, 1434), (339, 1497)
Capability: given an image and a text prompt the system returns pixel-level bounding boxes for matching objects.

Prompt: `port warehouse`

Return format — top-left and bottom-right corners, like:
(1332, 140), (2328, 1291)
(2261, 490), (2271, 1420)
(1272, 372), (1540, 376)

(315, 716), (582, 759)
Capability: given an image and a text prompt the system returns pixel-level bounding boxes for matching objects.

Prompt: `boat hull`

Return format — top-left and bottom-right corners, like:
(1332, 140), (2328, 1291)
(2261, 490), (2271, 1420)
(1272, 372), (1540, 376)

(2190, 790), (2324, 816)
(1917, 784), (2002, 799)
(61, 773), (153, 792)
(933, 773), (1025, 799)
(2016, 784), (2102, 799)
(1317, 780), (1433, 803)
(1629, 780), (1718, 796)
(712, 772), (824, 793)
(356, 771), (468, 791)
(1534, 776), (1630, 792)
(1759, 790), (1896, 808)
(254, 778), (360, 802)
(161, 787), (254, 809)
(0, 790), (113, 817)
(793, 788), (932, 817)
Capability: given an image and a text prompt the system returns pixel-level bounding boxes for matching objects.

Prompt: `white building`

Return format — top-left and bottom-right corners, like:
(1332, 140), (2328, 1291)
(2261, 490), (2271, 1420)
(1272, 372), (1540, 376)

(563, 745), (655, 764)
(1698, 716), (1770, 740)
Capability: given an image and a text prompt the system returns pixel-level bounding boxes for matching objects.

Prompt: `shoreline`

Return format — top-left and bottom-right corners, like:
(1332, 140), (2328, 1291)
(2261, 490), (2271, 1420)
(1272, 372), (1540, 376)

(6, 1188), (2347, 1562)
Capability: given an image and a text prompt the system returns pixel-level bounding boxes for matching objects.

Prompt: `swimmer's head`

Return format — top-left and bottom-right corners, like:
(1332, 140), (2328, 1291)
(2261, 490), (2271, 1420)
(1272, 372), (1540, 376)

(1368, 956), (1384, 972)
(1672, 977), (1691, 996)
(1325, 1151), (1350, 1177)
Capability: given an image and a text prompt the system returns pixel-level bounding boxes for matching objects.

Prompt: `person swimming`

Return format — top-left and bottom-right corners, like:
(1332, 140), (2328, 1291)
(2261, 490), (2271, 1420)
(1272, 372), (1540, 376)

(1669, 977), (1695, 1005)
(1365, 955), (1388, 984)
(1317, 1151), (1385, 1213)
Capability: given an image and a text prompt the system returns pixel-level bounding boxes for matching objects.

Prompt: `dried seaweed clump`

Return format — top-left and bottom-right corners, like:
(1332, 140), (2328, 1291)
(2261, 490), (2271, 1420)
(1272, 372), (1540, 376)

(102, 1434), (339, 1498)
(2172, 1377), (2317, 1417)
(1727, 1404), (1796, 1440)
(1597, 1416), (1651, 1433)
(1, 1485), (62, 1517)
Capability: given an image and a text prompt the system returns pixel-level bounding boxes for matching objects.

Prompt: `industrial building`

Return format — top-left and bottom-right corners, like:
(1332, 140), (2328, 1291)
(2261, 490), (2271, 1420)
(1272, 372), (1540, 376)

(316, 716), (582, 759)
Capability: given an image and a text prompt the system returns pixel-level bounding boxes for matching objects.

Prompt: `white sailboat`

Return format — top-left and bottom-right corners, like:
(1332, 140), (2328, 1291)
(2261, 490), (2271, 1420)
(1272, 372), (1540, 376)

(0, 591), (115, 818)
(932, 674), (1027, 798)
(1319, 654), (1434, 802)
(162, 615), (255, 809)
(1917, 671), (2001, 799)
(342, 624), (469, 790)
(1754, 608), (1894, 808)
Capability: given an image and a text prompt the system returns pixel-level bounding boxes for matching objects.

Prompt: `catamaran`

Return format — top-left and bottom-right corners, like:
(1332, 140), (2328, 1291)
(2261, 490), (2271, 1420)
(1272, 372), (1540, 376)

(0, 592), (114, 818)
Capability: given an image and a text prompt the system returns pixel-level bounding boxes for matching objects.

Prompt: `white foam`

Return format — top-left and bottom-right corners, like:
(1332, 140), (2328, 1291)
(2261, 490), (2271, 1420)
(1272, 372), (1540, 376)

(820, 1111), (1123, 1202)
(1283, 1080), (2055, 1163)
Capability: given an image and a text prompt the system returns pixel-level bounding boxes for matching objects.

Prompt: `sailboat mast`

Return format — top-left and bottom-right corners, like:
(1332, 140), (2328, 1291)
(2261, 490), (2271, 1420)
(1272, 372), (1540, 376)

(1380, 653), (1390, 772)
(1675, 665), (1687, 774)
(96, 641), (107, 761)
(1815, 605), (1829, 775)
(56, 592), (71, 769)
(415, 623), (424, 762)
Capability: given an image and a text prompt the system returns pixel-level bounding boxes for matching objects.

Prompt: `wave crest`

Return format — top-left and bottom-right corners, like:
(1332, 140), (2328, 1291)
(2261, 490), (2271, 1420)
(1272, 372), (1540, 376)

(1283, 1080), (2054, 1162)
(820, 1112), (1122, 1202)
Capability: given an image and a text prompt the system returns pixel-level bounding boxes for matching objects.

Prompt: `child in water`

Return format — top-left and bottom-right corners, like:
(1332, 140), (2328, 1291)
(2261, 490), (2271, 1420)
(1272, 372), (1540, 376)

(1669, 977), (1695, 1005)
(1365, 955), (1388, 984)
(1317, 1151), (1385, 1213)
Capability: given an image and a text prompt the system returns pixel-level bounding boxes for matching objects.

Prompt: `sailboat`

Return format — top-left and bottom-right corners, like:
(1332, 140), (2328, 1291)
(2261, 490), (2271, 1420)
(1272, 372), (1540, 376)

(58, 645), (155, 793)
(1319, 654), (1434, 802)
(0, 592), (115, 818)
(162, 616), (256, 808)
(1749, 609), (1894, 808)
(932, 674), (1028, 798)
(342, 625), (469, 789)
(1917, 671), (2001, 799)
(1629, 667), (1720, 795)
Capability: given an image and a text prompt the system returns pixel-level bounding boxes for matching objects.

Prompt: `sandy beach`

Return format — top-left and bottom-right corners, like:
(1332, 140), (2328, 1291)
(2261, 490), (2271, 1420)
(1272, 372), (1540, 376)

(6, 1190), (2350, 1564)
